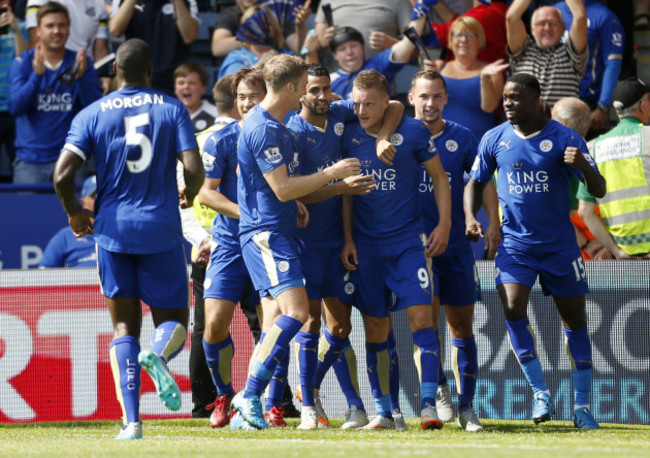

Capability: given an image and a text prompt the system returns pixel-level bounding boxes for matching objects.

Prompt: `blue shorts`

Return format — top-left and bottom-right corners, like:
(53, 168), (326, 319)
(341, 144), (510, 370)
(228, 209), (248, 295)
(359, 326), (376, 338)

(354, 235), (433, 318)
(432, 247), (481, 306)
(300, 239), (354, 305)
(495, 245), (589, 297)
(241, 230), (305, 298)
(204, 244), (260, 310)
(97, 244), (189, 309)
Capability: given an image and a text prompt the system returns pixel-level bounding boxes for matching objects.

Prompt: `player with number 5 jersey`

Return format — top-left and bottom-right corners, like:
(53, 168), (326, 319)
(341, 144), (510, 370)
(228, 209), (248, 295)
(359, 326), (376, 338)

(54, 39), (204, 440)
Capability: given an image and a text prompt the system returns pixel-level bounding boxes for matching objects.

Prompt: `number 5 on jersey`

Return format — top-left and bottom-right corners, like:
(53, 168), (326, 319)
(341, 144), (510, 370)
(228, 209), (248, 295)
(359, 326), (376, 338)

(125, 113), (152, 173)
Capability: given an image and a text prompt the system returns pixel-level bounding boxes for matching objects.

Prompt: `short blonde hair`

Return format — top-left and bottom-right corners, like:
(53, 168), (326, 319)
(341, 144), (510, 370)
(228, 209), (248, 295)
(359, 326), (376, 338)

(263, 54), (308, 93)
(353, 69), (389, 96)
(448, 16), (486, 51)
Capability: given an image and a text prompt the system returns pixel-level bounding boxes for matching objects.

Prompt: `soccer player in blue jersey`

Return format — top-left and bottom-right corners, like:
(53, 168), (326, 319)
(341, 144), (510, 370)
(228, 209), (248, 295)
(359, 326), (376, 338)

(341, 69), (452, 430)
(196, 68), (272, 429)
(464, 72), (606, 429)
(232, 54), (362, 430)
(53, 39), (204, 440)
(410, 70), (500, 432)
(286, 63), (405, 429)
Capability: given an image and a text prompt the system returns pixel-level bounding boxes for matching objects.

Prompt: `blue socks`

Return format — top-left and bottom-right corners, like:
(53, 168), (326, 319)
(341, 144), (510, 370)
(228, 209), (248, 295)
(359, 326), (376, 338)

(333, 342), (365, 410)
(245, 314), (302, 398)
(366, 340), (392, 418)
(506, 318), (549, 396)
(109, 336), (140, 425)
(151, 321), (186, 363)
(203, 334), (234, 396)
(452, 336), (478, 410)
(265, 351), (289, 410)
(295, 331), (319, 406)
(564, 326), (593, 409)
(387, 331), (401, 412)
(412, 327), (439, 409)
(314, 328), (347, 389)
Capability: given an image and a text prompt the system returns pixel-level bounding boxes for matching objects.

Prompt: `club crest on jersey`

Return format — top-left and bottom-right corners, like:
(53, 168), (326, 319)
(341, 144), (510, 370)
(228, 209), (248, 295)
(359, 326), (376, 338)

(344, 282), (355, 295)
(202, 153), (216, 172)
(264, 146), (282, 164)
(539, 139), (553, 152)
(162, 3), (174, 15)
(85, 6), (96, 16)
(277, 261), (290, 273)
(334, 122), (344, 136)
(446, 140), (458, 152)
(390, 133), (404, 146)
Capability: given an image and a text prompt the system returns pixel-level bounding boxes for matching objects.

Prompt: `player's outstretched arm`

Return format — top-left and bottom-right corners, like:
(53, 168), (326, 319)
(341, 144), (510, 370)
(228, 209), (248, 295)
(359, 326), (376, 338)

(463, 178), (488, 241)
(179, 148), (204, 208)
(54, 149), (95, 237)
(264, 158), (361, 202)
(423, 155), (451, 257)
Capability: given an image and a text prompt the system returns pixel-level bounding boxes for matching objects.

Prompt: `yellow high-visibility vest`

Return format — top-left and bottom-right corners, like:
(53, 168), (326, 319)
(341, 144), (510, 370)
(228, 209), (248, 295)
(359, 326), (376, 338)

(589, 117), (650, 255)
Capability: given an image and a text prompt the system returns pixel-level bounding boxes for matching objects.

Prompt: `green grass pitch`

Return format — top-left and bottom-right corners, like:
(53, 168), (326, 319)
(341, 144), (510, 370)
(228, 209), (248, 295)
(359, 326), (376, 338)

(1, 418), (649, 458)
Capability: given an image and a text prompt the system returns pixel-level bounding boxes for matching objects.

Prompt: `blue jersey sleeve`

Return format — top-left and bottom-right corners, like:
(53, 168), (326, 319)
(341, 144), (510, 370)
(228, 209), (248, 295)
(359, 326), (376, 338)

(251, 123), (291, 174)
(329, 100), (357, 123)
(176, 105), (199, 153)
(412, 121), (437, 163)
(202, 132), (232, 180)
(470, 130), (498, 182)
(65, 109), (94, 161)
(462, 132), (479, 173)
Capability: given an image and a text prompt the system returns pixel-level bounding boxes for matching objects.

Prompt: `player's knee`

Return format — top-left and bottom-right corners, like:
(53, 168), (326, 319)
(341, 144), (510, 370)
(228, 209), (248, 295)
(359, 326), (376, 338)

(303, 314), (321, 333)
(329, 321), (352, 338)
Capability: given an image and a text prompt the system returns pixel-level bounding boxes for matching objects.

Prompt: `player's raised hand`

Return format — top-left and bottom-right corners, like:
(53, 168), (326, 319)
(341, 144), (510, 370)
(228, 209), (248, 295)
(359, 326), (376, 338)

(465, 216), (483, 242)
(340, 239), (358, 271)
(69, 209), (95, 237)
(328, 157), (361, 179)
(342, 173), (375, 194)
(564, 146), (590, 171)
(376, 138), (396, 166)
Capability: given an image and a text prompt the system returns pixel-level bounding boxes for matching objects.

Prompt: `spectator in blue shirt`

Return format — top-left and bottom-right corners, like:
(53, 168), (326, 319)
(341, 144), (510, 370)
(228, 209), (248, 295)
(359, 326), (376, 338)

(40, 175), (97, 268)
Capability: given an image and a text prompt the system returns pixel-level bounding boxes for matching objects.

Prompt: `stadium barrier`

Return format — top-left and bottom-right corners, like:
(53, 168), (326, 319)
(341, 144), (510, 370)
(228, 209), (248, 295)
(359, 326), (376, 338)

(0, 261), (648, 424)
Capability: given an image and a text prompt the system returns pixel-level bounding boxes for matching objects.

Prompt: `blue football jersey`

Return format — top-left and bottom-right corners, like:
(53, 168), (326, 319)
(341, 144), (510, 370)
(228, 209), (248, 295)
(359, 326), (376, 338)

(201, 120), (242, 252)
(419, 120), (478, 257)
(470, 119), (596, 254)
(343, 116), (437, 243)
(237, 105), (301, 242)
(287, 100), (356, 243)
(64, 87), (198, 254)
